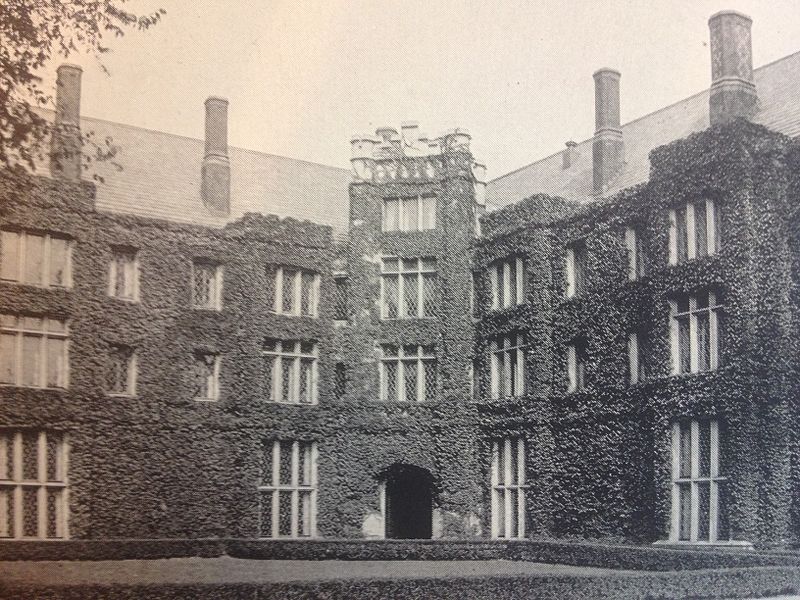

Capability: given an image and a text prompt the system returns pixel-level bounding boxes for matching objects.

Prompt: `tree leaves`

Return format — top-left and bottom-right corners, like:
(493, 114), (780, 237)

(0, 0), (165, 170)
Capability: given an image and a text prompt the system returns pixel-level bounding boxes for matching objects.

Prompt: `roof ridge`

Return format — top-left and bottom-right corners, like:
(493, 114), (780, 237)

(488, 49), (800, 184)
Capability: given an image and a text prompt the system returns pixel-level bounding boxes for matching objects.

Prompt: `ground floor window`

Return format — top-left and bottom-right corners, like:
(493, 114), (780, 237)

(0, 430), (68, 539)
(258, 440), (317, 538)
(671, 419), (728, 543)
(491, 437), (526, 539)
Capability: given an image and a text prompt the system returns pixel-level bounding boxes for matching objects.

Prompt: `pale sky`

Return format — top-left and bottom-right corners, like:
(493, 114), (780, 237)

(41, 0), (800, 179)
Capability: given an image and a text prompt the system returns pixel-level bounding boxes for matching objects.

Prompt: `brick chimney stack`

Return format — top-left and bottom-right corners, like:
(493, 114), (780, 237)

(592, 68), (624, 196)
(201, 96), (231, 216)
(708, 10), (757, 126)
(50, 64), (83, 181)
(563, 140), (577, 170)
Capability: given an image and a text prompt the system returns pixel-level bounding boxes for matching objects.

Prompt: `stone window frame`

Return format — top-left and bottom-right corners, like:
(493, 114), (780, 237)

(379, 257), (437, 320)
(0, 430), (69, 540)
(489, 256), (526, 311)
(257, 440), (318, 539)
(108, 245), (140, 302)
(625, 225), (647, 281)
(669, 290), (722, 376)
(262, 339), (319, 405)
(565, 239), (588, 298)
(106, 343), (137, 397)
(490, 333), (526, 400)
(191, 260), (223, 311)
(627, 329), (651, 385)
(379, 344), (437, 403)
(0, 315), (69, 390)
(566, 337), (587, 393)
(670, 419), (728, 543)
(0, 228), (73, 289)
(668, 198), (721, 266)
(271, 266), (321, 318)
(193, 351), (220, 402)
(382, 194), (437, 232)
(490, 437), (526, 539)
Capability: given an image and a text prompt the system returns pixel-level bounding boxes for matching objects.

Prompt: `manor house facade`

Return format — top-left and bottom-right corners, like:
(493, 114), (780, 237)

(2, 10), (800, 546)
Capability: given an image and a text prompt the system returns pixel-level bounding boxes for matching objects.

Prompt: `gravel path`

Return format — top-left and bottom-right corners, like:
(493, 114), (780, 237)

(0, 556), (635, 586)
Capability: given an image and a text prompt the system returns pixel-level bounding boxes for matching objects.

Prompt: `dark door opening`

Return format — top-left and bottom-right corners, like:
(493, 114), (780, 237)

(384, 464), (433, 539)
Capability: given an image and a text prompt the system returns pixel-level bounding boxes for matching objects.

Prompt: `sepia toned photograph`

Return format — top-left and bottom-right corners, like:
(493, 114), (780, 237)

(2, 1), (800, 598)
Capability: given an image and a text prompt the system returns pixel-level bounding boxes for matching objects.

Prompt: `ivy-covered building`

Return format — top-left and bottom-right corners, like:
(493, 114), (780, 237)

(2, 9), (800, 547)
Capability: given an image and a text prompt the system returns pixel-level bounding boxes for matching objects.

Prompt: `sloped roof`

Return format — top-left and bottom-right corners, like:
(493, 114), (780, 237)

(69, 116), (352, 234)
(486, 50), (800, 211)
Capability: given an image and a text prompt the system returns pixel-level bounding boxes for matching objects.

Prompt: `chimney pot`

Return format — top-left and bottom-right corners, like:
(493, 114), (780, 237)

(201, 96), (230, 216)
(50, 64), (83, 181)
(592, 69), (624, 195)
(563, 140), (577, 169)
(708, 10), (757, 125)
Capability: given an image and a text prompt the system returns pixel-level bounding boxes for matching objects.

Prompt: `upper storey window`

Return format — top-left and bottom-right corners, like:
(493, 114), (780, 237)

(565, 240), (587, 298)
(625, 226), (647, 281)
(670, 290), (723, 375)
(0, 315), (68, 389)
(383, 195), (436, 232)
(490, 258), (525, 310)
(0, 230), (72, 289)
(669, 199), (720, 265)
(381, 258), (437, 319)
(271, 267), (320, 318)
(108, 247), (139, 302)
(192, 260), (223, 310)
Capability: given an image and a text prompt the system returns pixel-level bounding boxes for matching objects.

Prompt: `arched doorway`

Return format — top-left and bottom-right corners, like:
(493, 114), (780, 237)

(382, 464), (433, 539)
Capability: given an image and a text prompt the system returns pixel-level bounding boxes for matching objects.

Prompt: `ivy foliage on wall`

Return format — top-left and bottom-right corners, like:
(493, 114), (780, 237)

(473, 120), (800, 545)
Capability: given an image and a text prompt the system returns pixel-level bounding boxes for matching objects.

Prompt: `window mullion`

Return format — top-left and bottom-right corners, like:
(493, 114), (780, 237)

(668, 209), (678, 265)
(293, 271), (301, 316)
(417, 356), (424, 402)
(271, 441), (280, 538)
(36, 432), (47, 538)
(706, 199), (717, 255)
(12, 432), (22, 539)
(39, 333), (46, 388)
(689, 297), (699, 373)
(690, 421), (699, 542)
(43, 235), (51, 287)
(670, 422), (681, 541)
(709, 420), (720, 541)
(490, 266), (499, 310)
(686, 203), (697, 260)
(417, 267), (423, 318)
(275, 268), (283, 313)
(290, 441), (299, 538)
(517, 438), (526, 538)
(398, 359), (405, 402)
(503, 439), (513, 539)
(503, 262), (511, 308)
(490, 442), (499, 538)
(398, 273), (405, 318)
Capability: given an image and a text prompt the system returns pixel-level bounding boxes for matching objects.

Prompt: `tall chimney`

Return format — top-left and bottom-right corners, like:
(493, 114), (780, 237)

(50, 64), (83, 181)
(592, 68), (624, 195)
(708, 10), (757, 126)
(563, 140), (577, 169)
(201, 96), (231, 216)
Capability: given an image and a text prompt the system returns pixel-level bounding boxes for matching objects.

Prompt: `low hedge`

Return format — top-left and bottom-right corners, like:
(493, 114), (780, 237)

(2, 538), (800, 571)
(0, 539), (226, 562)
(226, 539), (505, 561)
(3, 568), (800, 600)
(505, 539), (800, 571)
